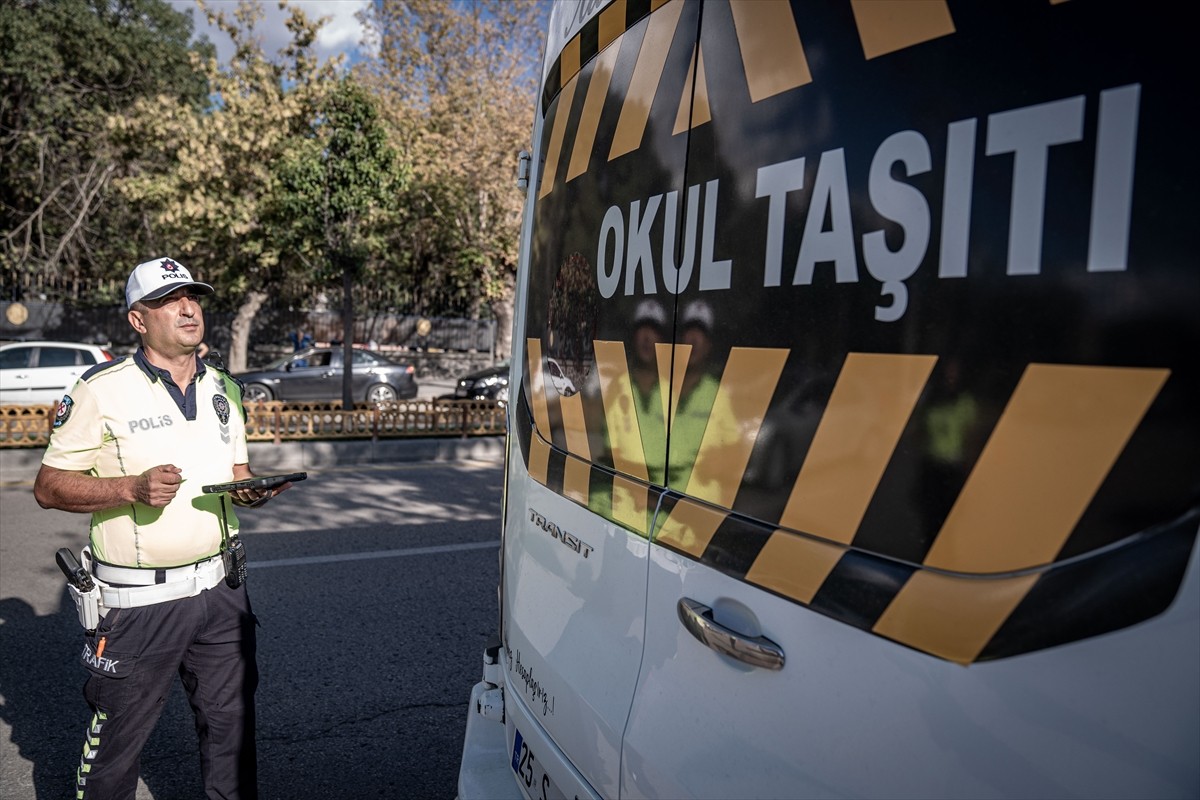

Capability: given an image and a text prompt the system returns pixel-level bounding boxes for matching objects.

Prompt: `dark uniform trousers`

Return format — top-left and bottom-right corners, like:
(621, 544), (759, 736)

(78, 580), (258, 799)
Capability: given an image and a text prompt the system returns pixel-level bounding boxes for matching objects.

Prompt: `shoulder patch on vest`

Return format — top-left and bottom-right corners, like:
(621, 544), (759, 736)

(53, 395), (74, 428)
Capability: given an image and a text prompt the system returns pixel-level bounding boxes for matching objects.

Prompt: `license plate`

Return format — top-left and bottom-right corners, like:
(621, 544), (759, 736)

(511, 728), (568, 800)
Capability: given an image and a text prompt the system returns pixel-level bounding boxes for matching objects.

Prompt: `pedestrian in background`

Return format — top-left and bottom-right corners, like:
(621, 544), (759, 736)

(287, 329), (312, 367)
(287, 329), (313, 352)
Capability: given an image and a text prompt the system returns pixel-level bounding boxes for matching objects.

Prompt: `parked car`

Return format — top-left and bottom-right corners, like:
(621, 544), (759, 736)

(235, 347), (418, 405)
(544, 356), (577, 397)
(446, 360), (510, 403)
(0, 340), (116, 405)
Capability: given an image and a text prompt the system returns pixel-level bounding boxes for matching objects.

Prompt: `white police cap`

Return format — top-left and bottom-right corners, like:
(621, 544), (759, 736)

(125, 257), (215, 308)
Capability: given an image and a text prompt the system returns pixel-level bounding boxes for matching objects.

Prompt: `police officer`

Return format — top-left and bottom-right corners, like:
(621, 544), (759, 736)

(34, 257), (285, 799)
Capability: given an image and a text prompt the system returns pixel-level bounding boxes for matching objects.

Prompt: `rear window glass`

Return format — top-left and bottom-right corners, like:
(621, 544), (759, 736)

(39, 347), (92, 368)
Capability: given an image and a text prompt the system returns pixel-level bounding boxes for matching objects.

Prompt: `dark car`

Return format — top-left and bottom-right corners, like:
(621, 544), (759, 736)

(446, 360), (510, 402)
(235, 347), (418, 405)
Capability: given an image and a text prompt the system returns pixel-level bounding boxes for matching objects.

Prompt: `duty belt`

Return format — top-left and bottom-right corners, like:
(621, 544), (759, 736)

(89, 552), (226, 609)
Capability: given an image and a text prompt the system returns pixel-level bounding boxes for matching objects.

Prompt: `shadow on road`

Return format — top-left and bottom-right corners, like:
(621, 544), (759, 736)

(0, 595), (82, 798)
(0, 594), (209, 799)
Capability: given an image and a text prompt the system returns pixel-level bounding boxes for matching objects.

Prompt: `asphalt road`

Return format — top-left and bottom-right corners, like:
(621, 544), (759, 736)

(0, 455), (504, 799)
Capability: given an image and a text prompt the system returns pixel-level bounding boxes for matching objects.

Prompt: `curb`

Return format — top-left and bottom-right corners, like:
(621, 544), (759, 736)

(246, 436), (505, 471)
(0, 435), (504, 485)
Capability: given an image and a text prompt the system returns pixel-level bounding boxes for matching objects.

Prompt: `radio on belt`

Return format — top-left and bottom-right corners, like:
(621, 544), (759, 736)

(223, 537), (247, 589)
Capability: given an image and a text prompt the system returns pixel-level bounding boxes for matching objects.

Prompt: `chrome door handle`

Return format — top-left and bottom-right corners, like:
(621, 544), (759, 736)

(677, 598), (785, 670)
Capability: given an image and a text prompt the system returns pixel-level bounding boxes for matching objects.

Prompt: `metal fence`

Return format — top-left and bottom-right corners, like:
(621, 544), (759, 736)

(0, 399), (505, 449)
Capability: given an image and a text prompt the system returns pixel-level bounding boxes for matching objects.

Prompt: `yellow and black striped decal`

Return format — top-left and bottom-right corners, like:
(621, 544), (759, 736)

(542, 0), (672, 117)
(514, 347), (1194, 664)
(538, 0), (964, 198)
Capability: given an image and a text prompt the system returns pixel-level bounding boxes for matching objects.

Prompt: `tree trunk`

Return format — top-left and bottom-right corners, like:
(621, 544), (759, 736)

(489, 273), (516, 360)
(342, 261), (355, 407)
(227, 289), (269, 374)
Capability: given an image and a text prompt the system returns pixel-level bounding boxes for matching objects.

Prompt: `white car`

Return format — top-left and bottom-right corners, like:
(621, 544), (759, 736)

(544, 357), (577, 397)
(0, 341), (116, 405)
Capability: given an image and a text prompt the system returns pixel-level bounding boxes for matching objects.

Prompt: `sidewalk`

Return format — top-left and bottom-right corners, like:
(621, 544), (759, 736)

(418, 377), (456, 400)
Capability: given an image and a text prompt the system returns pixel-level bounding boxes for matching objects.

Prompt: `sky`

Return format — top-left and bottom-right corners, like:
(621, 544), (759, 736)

(166, 0), (373, 66)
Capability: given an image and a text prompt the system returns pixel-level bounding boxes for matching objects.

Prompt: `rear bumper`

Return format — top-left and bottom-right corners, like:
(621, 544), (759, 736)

(457, 680), (523, 800)
(453, 681), (520, 800)
(457, 642), (603, 800)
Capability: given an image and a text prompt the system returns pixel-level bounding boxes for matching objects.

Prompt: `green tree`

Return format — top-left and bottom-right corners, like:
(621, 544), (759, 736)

(270, 77), (408, 404)
(0, 0), (211, 303)
(357, 0), (546, 357)
(110, 0), (338, 371)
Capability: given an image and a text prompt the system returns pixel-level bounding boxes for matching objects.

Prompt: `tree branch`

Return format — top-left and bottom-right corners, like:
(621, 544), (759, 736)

(49, 161), (115, 268)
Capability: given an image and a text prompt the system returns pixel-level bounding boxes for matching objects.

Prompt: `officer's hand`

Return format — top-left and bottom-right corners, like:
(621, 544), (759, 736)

(231, 481), (292, 509)
(136, 464), (184, 507)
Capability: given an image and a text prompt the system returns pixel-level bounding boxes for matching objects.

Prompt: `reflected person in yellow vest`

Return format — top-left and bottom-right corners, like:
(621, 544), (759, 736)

(918, 357), (980, 531)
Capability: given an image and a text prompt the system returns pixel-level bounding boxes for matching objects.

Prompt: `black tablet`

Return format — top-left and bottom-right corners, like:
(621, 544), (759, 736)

(201, 472), (307, 494)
